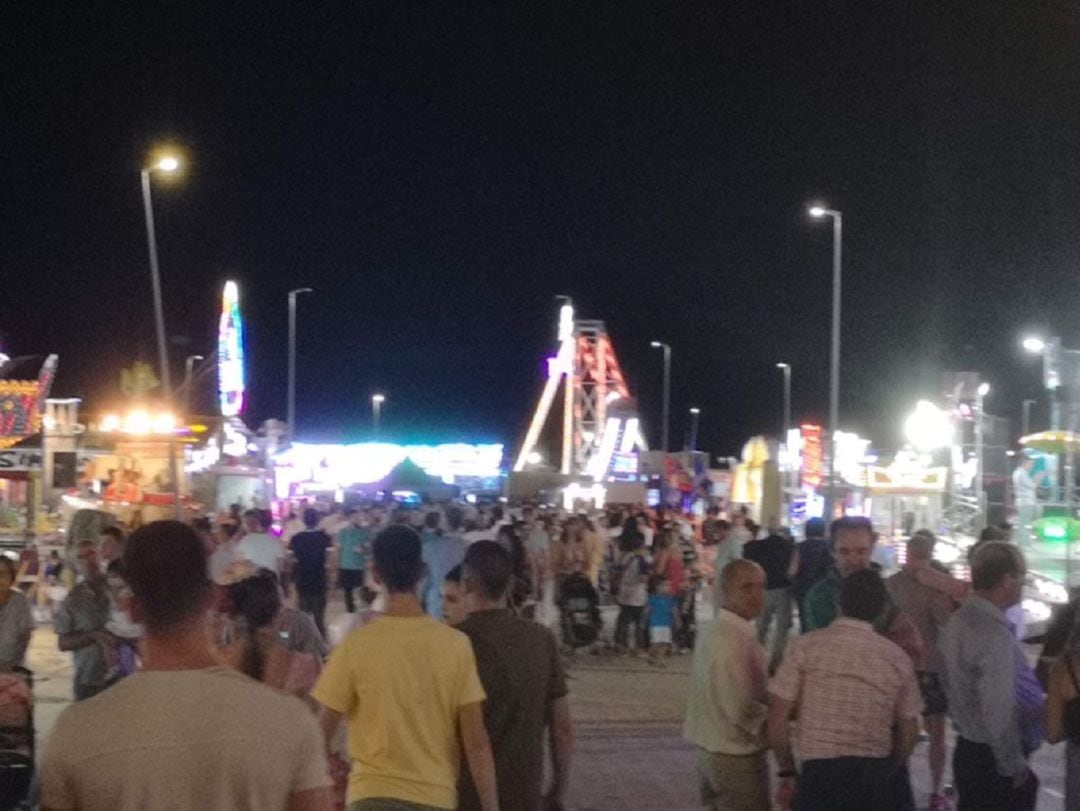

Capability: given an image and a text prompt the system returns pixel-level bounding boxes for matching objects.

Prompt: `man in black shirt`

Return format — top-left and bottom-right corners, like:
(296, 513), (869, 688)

(742, 523), (795, 674)
(288, 508), (333, 636)
(457, 541), (573, 811)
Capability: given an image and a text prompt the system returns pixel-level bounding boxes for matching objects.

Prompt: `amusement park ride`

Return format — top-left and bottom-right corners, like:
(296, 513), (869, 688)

(514, 299), (647, 480)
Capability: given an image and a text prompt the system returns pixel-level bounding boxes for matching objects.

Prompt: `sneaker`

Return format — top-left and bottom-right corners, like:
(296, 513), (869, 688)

(929, 791), (953, 811)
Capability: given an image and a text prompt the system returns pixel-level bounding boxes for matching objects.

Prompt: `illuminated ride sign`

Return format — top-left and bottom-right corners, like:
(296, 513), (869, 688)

(0, 354), (57, 450)
(218, 281), (245, 418)
(272, 442), (504, 498)
(800, 423), (823, 489)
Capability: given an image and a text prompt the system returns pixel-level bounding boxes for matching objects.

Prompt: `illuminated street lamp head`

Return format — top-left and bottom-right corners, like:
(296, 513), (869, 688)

(977, 382), (991, 397)
(776, 362), (789, 370)
(650, 341), (662, 349)
(689, 407), (701, 415)
(372, 393), (386, 404)
(157, 156), (180, 173)
(808, 206), (827, 218)
(1023, 336), (1047, 354)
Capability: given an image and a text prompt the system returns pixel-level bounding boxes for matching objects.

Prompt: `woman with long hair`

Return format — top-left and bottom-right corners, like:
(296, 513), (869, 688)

(219, 568), (320, 702)
(1046, 618), (1080, 808)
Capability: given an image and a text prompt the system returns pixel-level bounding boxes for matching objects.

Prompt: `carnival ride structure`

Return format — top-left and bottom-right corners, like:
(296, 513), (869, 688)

(514, 300), (647, 480)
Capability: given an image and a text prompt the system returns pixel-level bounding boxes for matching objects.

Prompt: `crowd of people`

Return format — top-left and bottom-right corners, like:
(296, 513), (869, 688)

(1, 499), (1079, 808)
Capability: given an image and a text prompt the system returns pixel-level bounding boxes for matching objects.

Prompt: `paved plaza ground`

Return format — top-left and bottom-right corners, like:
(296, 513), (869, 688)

(24, 598), (1071, 810)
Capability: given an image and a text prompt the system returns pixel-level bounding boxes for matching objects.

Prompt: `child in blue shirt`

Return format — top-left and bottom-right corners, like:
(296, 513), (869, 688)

(647, 575), (677, 665)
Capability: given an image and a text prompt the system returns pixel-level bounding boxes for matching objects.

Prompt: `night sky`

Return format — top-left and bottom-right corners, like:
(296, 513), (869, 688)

(5, 3), (1080, 458)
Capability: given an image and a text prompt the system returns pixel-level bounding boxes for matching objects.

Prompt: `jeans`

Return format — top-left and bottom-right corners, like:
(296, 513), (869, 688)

(339, 568), (364, 613)
(953, 738), (1037, 811)
(298, 590), (327, 637)
(615, 604), (647, 649)
(796, 756), (894, 811)
(757, 587), (792, 672)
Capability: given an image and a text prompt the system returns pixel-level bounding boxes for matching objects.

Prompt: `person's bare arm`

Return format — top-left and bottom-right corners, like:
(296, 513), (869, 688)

(768, 695), (797, 809)
(892, 716), (919, 763)
(459, 701), (499, 811)
(318, 705), (344, 752)
(546, 697), (573, 807)
(786, 549), (800, 580)
(289, 787), (334, 811)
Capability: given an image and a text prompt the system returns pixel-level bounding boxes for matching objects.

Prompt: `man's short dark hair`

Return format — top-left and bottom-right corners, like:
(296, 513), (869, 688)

(100, 525), (125, 544)
(373, 525), (424, 592)
(447, 507), (464, 531)
(839, 569), (887, 622)
(831, 515), (873, 540)
(463, 541), (513, 601)
(907, 530), (935, 559)
(124, 521), (211, 633)
(303, 508), (320, 529)
(971, 541), (1023, 591)
(804, 518), (826, 539)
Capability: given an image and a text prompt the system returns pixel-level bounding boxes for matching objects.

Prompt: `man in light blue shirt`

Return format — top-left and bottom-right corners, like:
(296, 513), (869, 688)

(937, 541), (1039, 811)
(336, 508), (370, 613)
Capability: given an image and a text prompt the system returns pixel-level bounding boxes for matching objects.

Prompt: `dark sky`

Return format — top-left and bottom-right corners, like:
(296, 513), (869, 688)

(5, 3), (1080, 457)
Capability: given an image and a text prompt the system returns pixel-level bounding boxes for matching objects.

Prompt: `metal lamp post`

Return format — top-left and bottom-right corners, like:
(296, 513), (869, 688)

(287, 287), (313, 442)
(650, 341), (672, 454)
(776, 362), (792, 439)
(689, 407), (701, 451)
(809, 205), (843, 520)
(183, 354), (204, 416)
(976, 382), (990, 528)
(1022, 399), (1036, 438)
(140, 155), (182, 519)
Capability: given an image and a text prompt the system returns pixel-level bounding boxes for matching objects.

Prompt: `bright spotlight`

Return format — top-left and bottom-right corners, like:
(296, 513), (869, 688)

(1023, 337), (1047, 354)
(977, 382), (991, 397)
(157, 156), (180, 173)
(808, 206), (826, 218)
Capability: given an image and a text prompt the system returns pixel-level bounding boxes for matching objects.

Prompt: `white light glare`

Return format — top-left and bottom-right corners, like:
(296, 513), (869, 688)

(526, 451), (543, 466)
(157, 157), (180, 172)
(372, 394), (386, 404)
(808, 206), (826, 218)
(904, 400), (954, 451)
(1023, 337), (1047, 354)
(977, 382), (991, 397)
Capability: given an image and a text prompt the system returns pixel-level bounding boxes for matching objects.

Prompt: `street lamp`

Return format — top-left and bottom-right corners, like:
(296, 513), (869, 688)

(1023, 335), (1061, 430)
(183, 354), (204, 416)
(776, 363), (792, 440)
(372, 393), (386, 436)
(140, 152), (182, 518)
(689, 408), (701, 451)
(808, 204), (843, 519)
(976, 382), (990, 528)
(1022, 399), (1036, 438)
(287, 288), (314, 442)
(650, 341), (672, 454)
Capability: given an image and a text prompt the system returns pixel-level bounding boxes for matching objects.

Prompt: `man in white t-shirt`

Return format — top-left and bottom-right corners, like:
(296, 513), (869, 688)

(41, 520), (331, 811)
(1012, 456), (1044, 547)
(237, 509), (284, 573)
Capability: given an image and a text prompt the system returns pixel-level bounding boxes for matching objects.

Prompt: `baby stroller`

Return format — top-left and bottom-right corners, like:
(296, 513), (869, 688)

(0, 666), (34, 811)
(558, 573), (603, 650)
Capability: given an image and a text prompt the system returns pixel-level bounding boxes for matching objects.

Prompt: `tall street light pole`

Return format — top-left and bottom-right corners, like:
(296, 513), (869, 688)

(287, 287), (313, 442)
(809, 205), (842, 521)
(140, 154), (182, 519)
(776, 362), (792, 439)
(689, 407), (701, 451)
(372, 393), (386, 437)
(650, 341), (671, 455)
(1022, 398), (1036, 438)
(183, 354), (204, 417)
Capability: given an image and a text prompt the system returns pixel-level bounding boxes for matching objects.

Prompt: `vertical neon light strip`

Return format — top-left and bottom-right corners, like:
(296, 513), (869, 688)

(218, 280), (245, 417)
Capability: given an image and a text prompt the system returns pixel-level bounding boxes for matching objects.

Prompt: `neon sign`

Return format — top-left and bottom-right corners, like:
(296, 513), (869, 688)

(218, 281), (245, 418)
(800, 423), (823, 489)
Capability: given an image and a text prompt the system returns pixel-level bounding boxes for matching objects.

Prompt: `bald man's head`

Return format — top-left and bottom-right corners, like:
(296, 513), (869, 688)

(721, 559), (766, 621)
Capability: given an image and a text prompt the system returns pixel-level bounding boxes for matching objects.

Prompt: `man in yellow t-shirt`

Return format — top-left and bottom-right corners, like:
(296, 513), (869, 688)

(312, 525), (499, 811)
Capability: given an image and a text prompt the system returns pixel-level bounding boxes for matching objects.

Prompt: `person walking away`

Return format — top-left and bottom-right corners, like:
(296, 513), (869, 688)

(41, 521), (332, 810)
(337, 509), (370, 614)
(769, 569), (921, 811)
(290, 508), (334, 637)
(938, 541), (1041, 811)
(710, 520), (738, 617)
(789, 518), (831, 631)
(54, 540), (112, 701)
(1044, 617), (1080, 810)
(685, 559), (769, 810)
(457, 541), (572, 811)
(312, 525), (498, 811)
(613, 530), (649, 654)
(0, 555), (33, 667)
(675, 522), (702, 652)
(422, 511), (467, 618)
(886, 530), (957, 811)
(647, 575), (677, 663)
(238, 509), (283, 575)
(1012, 456), (1044, 548)
(742, 521), (795, 674)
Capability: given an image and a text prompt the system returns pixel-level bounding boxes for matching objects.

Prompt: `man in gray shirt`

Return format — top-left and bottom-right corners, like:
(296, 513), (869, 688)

(55, 540), (112, 700)
(938, 541), (1039, 811)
